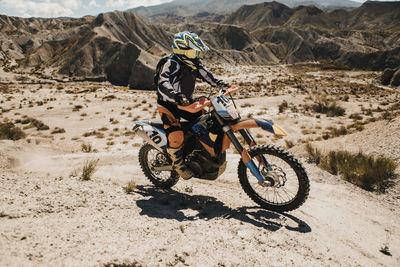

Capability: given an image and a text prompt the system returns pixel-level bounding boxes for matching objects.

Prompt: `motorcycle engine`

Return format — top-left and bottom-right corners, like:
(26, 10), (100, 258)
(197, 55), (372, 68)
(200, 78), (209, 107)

(187, 150), (204, 177)
(188, 160), (203, 177)
(186, 149), (226, 180)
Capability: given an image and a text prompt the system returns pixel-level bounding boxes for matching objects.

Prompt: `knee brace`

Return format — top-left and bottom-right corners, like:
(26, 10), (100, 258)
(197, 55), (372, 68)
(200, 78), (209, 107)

(165, 125), (181, 136)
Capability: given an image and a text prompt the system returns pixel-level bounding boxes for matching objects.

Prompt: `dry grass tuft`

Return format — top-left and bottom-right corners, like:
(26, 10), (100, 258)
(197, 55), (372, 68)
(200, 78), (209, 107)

(305, 142), (322, 164)
(285, 140), (295, 149)
(278, 100), (289, 113)
(81, 143), (93, 153)
(51, 127), (65, 134)
(123, 181), (137, 193)
(81, 159), (99, 181)
(306, 144), (398, 191)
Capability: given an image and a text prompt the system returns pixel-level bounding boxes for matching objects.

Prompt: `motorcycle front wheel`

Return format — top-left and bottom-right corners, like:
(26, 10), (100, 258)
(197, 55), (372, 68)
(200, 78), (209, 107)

(238, 144), (310, 212)
(139, 143), (179, 189)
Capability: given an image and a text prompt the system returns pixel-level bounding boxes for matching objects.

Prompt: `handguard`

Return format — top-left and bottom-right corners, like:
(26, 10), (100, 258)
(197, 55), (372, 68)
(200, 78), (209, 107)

(178, 86), (238, 113)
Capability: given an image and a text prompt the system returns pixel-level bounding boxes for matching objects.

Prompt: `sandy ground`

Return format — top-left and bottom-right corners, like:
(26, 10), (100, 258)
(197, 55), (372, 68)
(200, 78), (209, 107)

(1, 67), (400, 266)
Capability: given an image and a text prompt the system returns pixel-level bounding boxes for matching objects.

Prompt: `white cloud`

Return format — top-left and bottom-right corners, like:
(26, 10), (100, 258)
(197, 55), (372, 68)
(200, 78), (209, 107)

(1, 0), (81, 17)
(105, 0), (170, 9)
(89, 0), (98, 8)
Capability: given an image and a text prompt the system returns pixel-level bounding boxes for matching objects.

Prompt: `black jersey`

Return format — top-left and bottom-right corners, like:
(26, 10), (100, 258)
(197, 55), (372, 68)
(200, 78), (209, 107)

(157, 55), (223, 104)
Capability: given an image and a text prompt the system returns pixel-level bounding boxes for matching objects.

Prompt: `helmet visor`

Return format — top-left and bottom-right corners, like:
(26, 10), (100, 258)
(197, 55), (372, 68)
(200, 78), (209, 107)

(185, 49), (202, 59)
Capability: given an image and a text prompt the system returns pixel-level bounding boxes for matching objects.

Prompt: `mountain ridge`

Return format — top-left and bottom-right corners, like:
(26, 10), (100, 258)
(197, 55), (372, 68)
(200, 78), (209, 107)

(1, 1), (400, 89)
(129, 0), (361, 23)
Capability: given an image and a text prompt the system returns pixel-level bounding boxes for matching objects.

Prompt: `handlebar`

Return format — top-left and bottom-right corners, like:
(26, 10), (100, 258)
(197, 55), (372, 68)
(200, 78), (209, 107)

(178, 86), (238, 113)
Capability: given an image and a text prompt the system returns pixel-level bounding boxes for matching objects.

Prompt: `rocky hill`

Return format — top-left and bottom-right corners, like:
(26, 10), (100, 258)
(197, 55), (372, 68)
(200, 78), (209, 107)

(129, 0), (361, 23)
(225, 1), (400, 31)
(225, 1), (400, 68)
(0, 11), (278, 89)
(0, 12), (170, 89)
(1, 1), (400, 89)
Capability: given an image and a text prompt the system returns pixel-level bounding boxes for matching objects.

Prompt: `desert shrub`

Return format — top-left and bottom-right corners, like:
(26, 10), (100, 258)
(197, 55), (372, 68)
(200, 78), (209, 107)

(380, 111), (395, 121)
(311, 98), (345, 117)
(81, 159), (99, 181)
(329, 126), (348, 137)
(0, 85), (9, 93)
(20, 117), (49, 130)
(81, 143), (92, 153)
(285, 140), (295, 149)
(321, 126), (349, 140)
(72, 105), (83, 112)
(96, 132), (105, 138)
(51, 127), (65, 134)
(0, 122), (26, 140)
(278, 100), (288, 113)
(349, 113), (363, 120)
(240, 102), (253, 108)
(306, 144), (398, 191)
(305, 142), (322, 164)
(103, 95), (115, 101)
(347, 122), (365, 132)
(83, 131), (96, 137)
(123, 181), (137, 193)
(83, 130), (104, 138)
(390, 102), (400, 111)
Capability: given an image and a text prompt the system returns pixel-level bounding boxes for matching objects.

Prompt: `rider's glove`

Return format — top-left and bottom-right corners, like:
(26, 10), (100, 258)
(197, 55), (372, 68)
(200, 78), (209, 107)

(216, 80), (230, 88)
(174, 93), (190, 106)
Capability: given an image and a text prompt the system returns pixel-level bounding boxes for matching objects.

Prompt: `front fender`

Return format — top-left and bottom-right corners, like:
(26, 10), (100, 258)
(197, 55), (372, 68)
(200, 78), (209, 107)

(230, 118), (287, 136)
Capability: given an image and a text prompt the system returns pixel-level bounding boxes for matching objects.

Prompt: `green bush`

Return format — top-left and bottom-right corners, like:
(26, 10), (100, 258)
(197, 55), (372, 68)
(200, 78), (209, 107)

(306, 144), (398, 191)
(0, 122), (26, 140)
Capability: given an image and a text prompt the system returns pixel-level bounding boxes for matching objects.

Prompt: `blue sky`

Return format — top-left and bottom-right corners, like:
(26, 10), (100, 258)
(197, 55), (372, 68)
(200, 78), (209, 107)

(0, 0), (390, 18)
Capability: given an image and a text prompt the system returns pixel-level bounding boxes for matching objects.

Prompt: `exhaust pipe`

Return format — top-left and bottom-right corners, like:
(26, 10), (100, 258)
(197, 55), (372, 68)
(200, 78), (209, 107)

(153, 165), (173, 171)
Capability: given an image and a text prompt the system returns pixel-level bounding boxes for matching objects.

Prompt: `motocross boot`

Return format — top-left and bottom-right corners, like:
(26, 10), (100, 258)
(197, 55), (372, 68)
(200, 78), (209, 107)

(167, 146), (193, 180)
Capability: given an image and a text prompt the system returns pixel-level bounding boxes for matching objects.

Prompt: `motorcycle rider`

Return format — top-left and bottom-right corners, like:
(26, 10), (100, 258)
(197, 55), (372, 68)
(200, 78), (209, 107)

(156, 31), (229, 180)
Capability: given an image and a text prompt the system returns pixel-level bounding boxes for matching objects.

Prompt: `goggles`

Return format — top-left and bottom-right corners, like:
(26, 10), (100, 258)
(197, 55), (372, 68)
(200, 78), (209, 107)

(173, 48), (203, 59)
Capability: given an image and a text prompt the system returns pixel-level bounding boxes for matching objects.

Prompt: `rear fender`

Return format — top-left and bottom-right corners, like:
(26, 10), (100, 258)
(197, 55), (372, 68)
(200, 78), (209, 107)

(133, 121), (168, 152)
(230, 119), (287, 136)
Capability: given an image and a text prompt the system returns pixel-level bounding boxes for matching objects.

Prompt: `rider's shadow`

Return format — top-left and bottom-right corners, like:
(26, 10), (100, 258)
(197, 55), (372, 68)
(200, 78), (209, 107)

(134, 185), (311, 233)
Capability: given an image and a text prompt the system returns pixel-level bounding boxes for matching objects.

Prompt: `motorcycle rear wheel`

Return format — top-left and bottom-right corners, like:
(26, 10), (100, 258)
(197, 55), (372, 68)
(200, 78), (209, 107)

(139, 143), (179, 189)
(238, 144), (310, 212)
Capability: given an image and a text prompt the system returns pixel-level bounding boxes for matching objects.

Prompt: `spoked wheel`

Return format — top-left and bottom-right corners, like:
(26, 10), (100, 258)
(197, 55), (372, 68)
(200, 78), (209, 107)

(238, 145), (310, 212)
(139, 143), (179, 189)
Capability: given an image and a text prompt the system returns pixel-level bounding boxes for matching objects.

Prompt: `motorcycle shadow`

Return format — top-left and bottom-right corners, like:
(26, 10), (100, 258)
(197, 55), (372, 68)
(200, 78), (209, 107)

(134, 185), (311, 233)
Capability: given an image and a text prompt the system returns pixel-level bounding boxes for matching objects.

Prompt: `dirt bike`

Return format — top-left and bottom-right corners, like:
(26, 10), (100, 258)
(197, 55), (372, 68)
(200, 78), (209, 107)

(132, 86), (310, 212)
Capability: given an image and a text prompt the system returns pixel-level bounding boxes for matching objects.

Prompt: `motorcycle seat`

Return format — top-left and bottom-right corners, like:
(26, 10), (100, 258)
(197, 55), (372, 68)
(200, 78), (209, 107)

(150, 120), (194, 131)
(149, 120), (164, 129)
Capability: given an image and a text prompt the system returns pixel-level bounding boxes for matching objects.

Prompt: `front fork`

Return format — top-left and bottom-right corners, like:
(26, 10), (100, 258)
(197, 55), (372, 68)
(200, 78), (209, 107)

(239, 129), (271, 170)
(222, 125), (269, 183)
